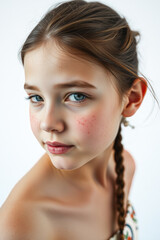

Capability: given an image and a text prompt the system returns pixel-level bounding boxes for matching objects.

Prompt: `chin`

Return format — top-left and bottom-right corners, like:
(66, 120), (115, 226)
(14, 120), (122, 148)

(48, 156), (77, 171)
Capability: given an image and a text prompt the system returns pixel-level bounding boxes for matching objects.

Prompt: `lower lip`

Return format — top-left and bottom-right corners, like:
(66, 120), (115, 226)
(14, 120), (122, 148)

(47, 144), (74, 154)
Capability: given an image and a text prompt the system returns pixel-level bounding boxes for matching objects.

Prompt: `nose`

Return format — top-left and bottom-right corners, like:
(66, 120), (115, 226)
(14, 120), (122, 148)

(40, 105), (65, 133)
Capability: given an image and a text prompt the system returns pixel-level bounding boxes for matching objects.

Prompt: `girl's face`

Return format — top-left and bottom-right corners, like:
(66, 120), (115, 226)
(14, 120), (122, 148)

(24, 40), (126, 170)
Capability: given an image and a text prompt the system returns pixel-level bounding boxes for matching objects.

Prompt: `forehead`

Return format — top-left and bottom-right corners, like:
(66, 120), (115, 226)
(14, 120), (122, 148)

(24, 41), (103, 73)
(24, 40), (119, 95)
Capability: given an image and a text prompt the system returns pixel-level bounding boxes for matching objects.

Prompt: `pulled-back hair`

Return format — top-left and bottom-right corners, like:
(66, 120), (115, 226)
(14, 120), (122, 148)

(19, 0), (158, 239)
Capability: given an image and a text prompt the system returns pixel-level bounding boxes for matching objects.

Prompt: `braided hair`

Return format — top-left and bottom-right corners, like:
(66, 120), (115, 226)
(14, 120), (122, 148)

(113, 123), (125, 240)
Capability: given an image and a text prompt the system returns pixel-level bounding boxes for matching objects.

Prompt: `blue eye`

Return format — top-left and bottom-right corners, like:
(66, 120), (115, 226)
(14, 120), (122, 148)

(67, 93), (87, 102)
(25, 92), (89, 105)
(25, 95), (43, 103)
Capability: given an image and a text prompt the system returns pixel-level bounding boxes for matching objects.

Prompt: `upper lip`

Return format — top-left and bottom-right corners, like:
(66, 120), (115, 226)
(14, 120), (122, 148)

(46, 141), (73, 147)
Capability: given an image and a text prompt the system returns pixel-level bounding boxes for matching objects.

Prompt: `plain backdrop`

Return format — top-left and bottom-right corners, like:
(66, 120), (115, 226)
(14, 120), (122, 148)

(0, 0), (160, 239)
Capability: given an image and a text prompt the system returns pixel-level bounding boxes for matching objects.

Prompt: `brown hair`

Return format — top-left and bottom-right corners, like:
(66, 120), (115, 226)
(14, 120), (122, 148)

(19, 0), (158, 239)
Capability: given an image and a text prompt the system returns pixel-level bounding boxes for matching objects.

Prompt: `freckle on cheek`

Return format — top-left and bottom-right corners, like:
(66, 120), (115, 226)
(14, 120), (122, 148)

(76, 115), (97, 135)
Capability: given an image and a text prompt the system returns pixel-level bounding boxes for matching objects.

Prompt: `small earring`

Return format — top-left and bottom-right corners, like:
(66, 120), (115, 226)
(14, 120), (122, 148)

(121, 117), (135, 129)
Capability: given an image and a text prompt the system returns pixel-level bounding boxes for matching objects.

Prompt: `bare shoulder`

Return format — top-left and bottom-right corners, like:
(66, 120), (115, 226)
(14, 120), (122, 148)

(0, 154), (49, 240)
(0, 181), (31, 239)
(122, 149), (136, 196)
(0, 201), (33, 240)
(123, 149), (136, 176)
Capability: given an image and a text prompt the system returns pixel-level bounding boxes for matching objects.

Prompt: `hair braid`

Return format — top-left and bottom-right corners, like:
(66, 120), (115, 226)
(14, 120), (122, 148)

(113, 124), (125, 240)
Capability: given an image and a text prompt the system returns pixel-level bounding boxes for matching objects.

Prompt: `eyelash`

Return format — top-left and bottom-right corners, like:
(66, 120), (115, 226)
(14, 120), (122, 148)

(25, 92), (89, 105)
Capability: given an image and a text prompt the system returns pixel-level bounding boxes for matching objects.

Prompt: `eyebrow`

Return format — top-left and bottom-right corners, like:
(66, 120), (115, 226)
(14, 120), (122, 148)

(24, 80), (97, 90)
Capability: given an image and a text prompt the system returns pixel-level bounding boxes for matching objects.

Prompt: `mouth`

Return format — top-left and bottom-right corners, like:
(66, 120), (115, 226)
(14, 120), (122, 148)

(46, 144), (74, 154)
(45, 141), (74, 154)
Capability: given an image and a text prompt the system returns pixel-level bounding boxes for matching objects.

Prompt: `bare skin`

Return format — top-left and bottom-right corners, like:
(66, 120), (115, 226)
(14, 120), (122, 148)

(0, 40), (147, 239)
(0, 149), (135, 240)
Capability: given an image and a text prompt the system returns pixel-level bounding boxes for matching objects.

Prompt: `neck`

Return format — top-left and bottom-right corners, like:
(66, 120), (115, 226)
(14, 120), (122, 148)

(48, 142), (114, 192)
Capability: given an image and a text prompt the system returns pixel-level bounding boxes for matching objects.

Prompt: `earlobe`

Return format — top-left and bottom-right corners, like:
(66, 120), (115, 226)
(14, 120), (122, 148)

(122, 78), (148, 117)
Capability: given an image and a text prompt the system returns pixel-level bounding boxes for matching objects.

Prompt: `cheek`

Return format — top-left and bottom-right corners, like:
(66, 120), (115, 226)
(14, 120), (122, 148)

(75, 111), (110, 139)
(29, 109), (39, 136)
(75, 114), (96, 135)
(74, 107), (119, 147)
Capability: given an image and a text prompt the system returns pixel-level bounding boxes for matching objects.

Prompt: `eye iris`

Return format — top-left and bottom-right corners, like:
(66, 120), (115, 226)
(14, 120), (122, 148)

(33, 95), (42, 102)
(74, 93), (85, 101)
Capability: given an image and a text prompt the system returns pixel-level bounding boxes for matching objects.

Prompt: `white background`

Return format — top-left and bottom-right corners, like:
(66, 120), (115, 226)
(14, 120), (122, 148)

(0, 0), (160, 239)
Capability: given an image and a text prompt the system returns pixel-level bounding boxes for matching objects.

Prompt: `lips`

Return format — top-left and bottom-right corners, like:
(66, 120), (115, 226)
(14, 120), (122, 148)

(46, 141), (74, 154)
(46, 141), (73, 147)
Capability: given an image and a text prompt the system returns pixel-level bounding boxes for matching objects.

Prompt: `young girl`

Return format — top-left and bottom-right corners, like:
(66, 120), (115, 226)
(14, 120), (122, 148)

(1, 0), (156, 239)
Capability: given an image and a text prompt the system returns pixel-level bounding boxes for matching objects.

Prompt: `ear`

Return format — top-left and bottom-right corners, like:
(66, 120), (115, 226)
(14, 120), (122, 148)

(122, 78), (148, 117)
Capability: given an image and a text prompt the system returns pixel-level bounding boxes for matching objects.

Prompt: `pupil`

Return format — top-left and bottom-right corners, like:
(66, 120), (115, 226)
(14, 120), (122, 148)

(35, 96), (41, 101)
(75, 94), (84, 100)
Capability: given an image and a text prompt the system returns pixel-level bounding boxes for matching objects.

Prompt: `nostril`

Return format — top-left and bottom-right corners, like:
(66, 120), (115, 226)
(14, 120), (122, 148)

(40, 120), (65, 133)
